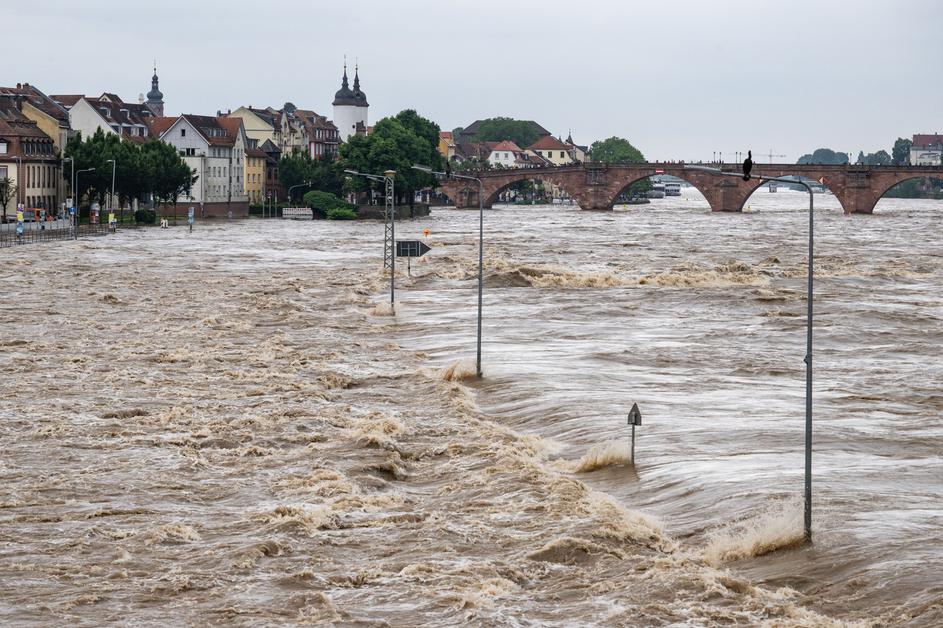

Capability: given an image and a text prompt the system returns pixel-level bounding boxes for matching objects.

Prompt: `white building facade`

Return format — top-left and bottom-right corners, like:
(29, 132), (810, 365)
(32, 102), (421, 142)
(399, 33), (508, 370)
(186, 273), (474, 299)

(157, 114), (249, 217)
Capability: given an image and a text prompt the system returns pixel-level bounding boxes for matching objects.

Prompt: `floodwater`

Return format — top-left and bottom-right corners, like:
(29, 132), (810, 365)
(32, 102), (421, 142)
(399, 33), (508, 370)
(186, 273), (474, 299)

(0, 187), (940, 625)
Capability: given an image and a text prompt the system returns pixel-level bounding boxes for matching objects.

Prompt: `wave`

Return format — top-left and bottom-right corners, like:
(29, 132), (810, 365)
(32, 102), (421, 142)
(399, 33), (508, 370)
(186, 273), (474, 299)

(639, 260), (771, 288)
(568, 441), (633, 472)
(702, 498), (805, 566)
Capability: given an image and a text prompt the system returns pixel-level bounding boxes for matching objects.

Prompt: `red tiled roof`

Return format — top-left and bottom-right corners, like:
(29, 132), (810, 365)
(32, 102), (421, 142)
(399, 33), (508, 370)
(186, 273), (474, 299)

(439, 131), (453, 140)
(50, 94), (83, 107)
(491, 140), (522, 152)
(0, 84), (70, 124)
(527, 135), (568, 151)
(145, 116), (177, 137)
(912, 134), (943, 148)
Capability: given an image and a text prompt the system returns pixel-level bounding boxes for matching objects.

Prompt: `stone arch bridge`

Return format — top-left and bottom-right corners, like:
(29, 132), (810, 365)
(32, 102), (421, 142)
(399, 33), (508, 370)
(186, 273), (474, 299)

(437, 163), (943, 214)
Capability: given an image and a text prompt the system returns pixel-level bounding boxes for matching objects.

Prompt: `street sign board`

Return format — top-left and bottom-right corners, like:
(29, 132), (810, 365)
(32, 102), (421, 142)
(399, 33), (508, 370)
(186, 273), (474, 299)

(396, 240), (431, 258)
(628, 403), (642, 426)
(188, 207), (195, 224)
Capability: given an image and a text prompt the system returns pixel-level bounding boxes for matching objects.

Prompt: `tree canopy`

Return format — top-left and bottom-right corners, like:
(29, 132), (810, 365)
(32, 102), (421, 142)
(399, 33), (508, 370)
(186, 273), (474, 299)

(588, 137), (646, 163)
(64, 129), (196, 208)
(459, 118), (546, 148)
(796, 148), (850, 165)
(856, 150), (892, 166)
(278, 151), (344, 200)
(892, 138), (912, 165)
(339, 109), (444, 205)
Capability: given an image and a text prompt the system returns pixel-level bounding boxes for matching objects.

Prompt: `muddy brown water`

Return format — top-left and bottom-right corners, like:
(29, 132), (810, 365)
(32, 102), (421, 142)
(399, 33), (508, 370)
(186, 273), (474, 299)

(0, 188), (940, 626)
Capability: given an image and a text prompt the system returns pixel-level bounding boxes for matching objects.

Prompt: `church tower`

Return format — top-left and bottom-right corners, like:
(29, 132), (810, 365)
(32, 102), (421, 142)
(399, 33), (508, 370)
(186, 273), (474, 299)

(333, 61), (368, 142)
(146, 64), (164, 117)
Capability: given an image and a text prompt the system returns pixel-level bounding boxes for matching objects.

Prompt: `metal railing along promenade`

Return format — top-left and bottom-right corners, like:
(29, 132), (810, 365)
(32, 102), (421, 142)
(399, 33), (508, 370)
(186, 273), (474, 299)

(0, 220), (123, 249)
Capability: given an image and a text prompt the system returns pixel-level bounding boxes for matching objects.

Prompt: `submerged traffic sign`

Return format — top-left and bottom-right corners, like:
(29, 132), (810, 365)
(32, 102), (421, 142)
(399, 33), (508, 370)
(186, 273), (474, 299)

(396, 240), (431, 258)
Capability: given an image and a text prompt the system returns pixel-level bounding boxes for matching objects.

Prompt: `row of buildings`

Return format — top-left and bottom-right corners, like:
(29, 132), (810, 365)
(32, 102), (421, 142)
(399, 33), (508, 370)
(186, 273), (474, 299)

(0, 64), (369, 218)
(437, 122), (588, 170)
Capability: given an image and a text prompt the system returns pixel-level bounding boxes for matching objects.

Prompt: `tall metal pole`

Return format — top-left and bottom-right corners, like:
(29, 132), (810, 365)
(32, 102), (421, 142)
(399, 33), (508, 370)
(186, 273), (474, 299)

(803, 180), (814, 543)
(384, 170), (396, 305)
(685, 164), (815, 542)
(476, 177), (483, 377)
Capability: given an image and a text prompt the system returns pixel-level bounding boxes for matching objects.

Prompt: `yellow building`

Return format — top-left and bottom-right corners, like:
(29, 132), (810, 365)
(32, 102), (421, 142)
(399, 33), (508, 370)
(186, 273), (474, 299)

(228, 107), (277, 145)
(438, 131), (455, 160)
(244, 144), (267, 205)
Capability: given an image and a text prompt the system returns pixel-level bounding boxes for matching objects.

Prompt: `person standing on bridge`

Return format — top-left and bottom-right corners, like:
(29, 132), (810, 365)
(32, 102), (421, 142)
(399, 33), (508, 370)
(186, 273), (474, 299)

(743, 150), (754, 181)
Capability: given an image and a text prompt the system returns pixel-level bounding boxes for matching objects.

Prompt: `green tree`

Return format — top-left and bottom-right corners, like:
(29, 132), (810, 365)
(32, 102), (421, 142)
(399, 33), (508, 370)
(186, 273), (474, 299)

(858, 150), (892, 166)
(0, 177), (17, 223)
(338, 109), (444, 205)
(278, 151), (344, 200)
(796, 148), (849, 165)
(892, 137), (912, 165)
(141, 139), (197, 212)
(460, 118), (545, 148)
(588, 137), (646, 163)
(64, 131), (194, 213)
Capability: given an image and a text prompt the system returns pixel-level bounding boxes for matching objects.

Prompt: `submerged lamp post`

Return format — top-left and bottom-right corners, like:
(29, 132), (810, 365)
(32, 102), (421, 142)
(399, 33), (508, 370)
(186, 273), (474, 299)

(412, 164), (485, 378)
(344, 169), (396, 305)
(685, 163), (815, 542)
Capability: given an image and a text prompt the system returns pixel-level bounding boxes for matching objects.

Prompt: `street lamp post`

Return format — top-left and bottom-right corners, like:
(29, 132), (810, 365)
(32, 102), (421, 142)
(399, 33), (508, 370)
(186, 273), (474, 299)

(345, 169), (397, 305)
(62, 156), (73, 220)
(106, 159), (117, 225)
(287, 181), (312, 214)
(685, 164), (815, 542)
(413, 164), (485, 378)
(74, 167), (96, 239)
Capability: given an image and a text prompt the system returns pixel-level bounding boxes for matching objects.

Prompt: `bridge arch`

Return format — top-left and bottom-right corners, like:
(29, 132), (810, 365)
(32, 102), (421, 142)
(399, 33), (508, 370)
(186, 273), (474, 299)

(869, 175), (943, 214)
(739, 175), (847, 213)
(606, 173), (716, 209)
(483, 172), (582, 208)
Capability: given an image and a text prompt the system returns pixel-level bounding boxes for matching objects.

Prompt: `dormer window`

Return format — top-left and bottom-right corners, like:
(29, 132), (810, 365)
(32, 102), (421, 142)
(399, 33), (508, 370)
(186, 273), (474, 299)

(0, 141), (6, 155)
(100, 107), (109, 116)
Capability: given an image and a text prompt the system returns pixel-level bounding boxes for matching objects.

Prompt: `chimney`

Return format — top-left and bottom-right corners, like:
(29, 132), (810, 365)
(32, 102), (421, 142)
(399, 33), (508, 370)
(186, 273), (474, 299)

(16, 83), (21, 90)
(217, 110), (222, 117)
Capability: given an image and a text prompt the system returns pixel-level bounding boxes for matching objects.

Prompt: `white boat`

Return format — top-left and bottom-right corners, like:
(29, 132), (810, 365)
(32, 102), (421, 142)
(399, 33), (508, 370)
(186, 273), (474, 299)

(665, 182), (681, 196)
(647, 183), (666, 199)
(768, 182), (778, 193)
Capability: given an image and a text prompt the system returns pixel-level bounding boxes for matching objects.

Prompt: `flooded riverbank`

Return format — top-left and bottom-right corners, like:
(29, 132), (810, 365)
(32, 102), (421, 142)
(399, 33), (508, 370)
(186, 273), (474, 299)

(1, 191), (939, 625)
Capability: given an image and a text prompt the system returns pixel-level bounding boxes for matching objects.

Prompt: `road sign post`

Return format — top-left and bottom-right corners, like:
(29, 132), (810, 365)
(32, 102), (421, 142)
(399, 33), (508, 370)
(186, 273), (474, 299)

(396, 239), (431, 276)
(628, 403), (642, 465)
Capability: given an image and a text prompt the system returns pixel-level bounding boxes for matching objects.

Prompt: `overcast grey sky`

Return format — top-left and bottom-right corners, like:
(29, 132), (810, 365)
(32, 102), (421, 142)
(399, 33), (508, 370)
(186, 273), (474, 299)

(9, 0), (942, 161)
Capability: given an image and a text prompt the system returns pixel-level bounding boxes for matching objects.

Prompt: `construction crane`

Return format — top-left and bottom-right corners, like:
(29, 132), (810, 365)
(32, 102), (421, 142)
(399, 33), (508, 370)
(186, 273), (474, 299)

(764, 149), (787, 163)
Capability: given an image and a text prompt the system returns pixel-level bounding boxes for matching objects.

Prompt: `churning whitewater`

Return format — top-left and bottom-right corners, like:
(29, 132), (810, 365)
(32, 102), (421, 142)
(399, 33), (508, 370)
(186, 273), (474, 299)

(1, 189), (940, 626)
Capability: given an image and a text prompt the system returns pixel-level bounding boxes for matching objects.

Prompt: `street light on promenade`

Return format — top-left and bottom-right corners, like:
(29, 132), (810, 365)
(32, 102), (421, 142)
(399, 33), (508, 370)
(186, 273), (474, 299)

(287, 181), (312, 204)
(685, 163), (815, 543)
(345, 169), (397, 306)
(413, 164), (485, 378)
(63, 156), (74, 219)
(74, 167), (96, 239)
(106, 159), (117, 225)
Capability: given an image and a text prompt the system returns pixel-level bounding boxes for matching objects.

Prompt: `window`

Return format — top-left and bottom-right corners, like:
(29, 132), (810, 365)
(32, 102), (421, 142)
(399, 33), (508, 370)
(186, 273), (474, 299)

(185, 148), (196, 156)
(181, 128), (186, 137)
(560, 151), (565, 159)
(0, 142), (7, 154)
(1, 166), (7, 179)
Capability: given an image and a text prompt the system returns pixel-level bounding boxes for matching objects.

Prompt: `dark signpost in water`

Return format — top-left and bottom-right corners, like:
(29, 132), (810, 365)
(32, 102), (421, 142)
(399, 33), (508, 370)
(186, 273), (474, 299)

(396, 240), (431, 276)
(685, 162), (815, 543)
(628, 403), (642, 465)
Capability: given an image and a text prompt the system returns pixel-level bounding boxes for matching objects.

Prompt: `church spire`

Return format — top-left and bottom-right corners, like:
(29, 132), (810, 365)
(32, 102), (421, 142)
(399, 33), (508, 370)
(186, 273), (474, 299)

(146, 61), (164, 117)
